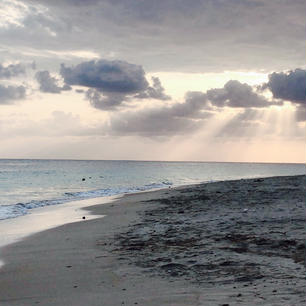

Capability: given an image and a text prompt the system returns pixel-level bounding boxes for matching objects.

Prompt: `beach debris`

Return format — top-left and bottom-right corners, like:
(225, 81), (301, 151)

(82, 178), (86, 181)
(82, 216), (86, 220)
(113, 175), (306, 298)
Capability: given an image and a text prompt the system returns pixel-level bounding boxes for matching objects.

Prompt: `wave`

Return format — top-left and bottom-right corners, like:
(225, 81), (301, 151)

(0, 181), (173, 221)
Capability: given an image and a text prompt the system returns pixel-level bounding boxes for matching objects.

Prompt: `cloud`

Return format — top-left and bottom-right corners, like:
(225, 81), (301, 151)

(108, 110), (202, 137)
(29, 0), (100, 7)
(106, 91), (212, 137)
(261, 69), (306, 122)
(35, 70), (71, 93)
(0, 62), (25, 79)
(264, 69), (306, 104)
(1, 0), (305, 72)
(207, 80), (282, 108)
(85, 89), (127, 110)
(60, 60), (148, 93)
(105, 75), (304, 138)
(0, 84), (26, 104)
(167, 91), (210, 118)
(135, 77), (170, 101)
(61, 59), (170, 109)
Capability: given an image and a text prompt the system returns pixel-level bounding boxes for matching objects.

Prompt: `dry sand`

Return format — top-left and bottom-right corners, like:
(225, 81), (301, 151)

(0, 175), (305, 306)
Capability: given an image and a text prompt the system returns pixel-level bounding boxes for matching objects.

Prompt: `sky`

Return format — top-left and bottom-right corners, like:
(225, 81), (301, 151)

(0, 0), (305, 163)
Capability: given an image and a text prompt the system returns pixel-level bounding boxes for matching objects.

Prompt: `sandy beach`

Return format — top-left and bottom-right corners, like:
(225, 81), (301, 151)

(0, 175), (305, 306)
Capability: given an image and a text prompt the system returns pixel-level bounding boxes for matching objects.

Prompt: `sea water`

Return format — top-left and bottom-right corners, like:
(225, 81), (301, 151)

(0, 159), (305, 221)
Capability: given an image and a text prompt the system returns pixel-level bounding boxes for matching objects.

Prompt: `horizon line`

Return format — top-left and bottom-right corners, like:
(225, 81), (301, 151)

(0, 157), (304, 165)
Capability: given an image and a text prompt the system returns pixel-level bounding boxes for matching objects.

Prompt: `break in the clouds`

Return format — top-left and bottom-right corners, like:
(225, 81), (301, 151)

(60, 59), (170, 110)
(0, 84), (26, 104)
(36, 58), (303, 136)
(58, 59), (285, 113)
(0, 63), (25, 79)
(35, 70), (71, 93)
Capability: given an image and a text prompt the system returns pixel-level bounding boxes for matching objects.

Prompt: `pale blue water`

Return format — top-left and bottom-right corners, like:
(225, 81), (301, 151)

(0, 159), (305, 221)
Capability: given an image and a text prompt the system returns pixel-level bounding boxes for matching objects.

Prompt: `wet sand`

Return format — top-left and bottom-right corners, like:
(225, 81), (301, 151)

(0, 175), (305, 306)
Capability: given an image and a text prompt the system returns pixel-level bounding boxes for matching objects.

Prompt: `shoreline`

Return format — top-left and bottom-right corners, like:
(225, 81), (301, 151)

(1, 161), (305, 226)
(0, 175), (305, 305)
(1, 172), (304, 235)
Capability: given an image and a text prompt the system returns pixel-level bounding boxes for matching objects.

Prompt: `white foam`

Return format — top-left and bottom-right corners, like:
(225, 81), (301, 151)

(0, 181), (174, 221)
(0, 196), (117, 250)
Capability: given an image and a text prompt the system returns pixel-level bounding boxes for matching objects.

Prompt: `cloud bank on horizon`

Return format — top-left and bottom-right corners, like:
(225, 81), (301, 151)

(3, 58), (305, 136)
(0, 0), (305, 161)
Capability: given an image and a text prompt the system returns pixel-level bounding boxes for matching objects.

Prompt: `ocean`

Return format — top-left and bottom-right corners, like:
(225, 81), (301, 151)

(0, 159), (305, 221)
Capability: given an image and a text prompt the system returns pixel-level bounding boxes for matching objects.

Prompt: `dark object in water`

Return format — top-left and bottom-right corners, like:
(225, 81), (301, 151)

(82, 178), (85, 181)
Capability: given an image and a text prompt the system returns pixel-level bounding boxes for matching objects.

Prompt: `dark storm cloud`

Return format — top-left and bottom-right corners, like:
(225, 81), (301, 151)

(207, 80), (282, 108)
(0, 63), (25, 79)
(106, 91), (212, 136)
(263, 69), (306, 104)
(260, 69), (306, 122)
(6, 0), (306, 72)
(60, 60), (148, 93)
(61, 59), (170, 110)
(35, 70), (71, 93)
(0, 84), (26, 104)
